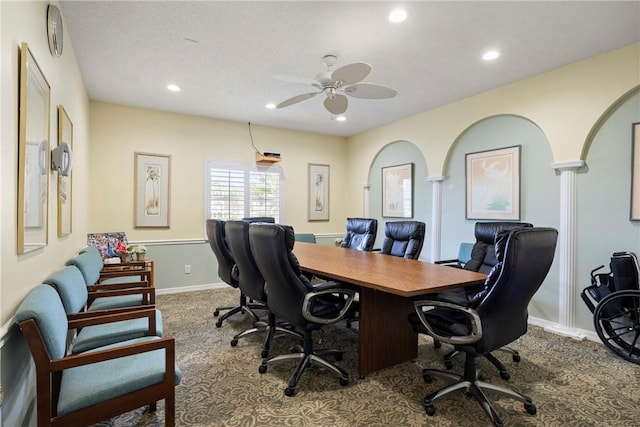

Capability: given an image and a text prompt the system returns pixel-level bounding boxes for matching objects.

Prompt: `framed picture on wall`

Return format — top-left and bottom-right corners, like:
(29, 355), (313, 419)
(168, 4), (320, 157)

(134, 152), (171, 228)
(382, 163), (414, 218)
(631, 122), (640, 220)
(308, 163), (330, 221)
(466, 145), (521, 220)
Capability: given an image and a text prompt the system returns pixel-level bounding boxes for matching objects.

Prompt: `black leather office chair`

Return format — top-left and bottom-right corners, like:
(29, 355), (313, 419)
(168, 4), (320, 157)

(225, 220), (300, 357)
(205, 219), (263, 327)
(380, 221), (426, 259)
(340, 218), (377, 251)
(409, 227), (557, 426)
(436, 222), (533, 378)
(249, 223), (356, 396)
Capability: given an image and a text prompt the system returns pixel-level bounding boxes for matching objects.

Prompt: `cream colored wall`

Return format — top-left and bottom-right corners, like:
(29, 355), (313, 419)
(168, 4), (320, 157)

(345, 43), (640, 214)
(0, 1), (90, 324)
(89, 102), (348, 239)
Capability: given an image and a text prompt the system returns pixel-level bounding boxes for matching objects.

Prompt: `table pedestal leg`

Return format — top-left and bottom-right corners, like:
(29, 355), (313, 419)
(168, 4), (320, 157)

(357, 287), (418, 376)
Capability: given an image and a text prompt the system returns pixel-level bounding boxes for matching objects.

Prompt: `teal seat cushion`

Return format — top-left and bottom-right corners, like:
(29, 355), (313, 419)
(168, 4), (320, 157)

(43, 266), (89, 314)
(58, 336), (182, 415)
(15, 285), (69, 360)
(88, 294), (144, 311)
(71, 310), (163, 353)
(66, 251), (102, 285)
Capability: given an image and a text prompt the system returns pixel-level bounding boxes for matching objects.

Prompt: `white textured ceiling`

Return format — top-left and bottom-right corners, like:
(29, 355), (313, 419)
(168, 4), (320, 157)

(59, 1), (640, 137)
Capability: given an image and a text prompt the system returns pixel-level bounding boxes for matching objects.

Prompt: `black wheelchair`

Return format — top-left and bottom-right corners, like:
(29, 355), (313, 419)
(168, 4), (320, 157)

(581, 252), (640, 365)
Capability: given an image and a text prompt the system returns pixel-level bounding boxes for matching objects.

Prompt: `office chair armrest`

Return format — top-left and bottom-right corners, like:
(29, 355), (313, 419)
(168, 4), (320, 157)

(303, 284), (356, 325)
(413, 299), (483, 345)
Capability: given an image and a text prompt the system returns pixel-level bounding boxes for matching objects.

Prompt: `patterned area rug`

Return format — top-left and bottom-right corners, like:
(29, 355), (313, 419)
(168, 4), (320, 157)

(94, 288), (639, 426)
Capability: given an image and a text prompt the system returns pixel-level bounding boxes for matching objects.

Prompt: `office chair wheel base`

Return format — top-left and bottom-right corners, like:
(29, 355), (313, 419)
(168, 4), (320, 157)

(284, 387), (296, 397)
(444, 360), (453, 370)
(213, 309), (220, 317)
(339, 377), (348, 386)
(424, 404), (436, 416)
(524, 402), (537, 415)
(258, 364), (268, 374)
(230, 339), (238, 347)
(215, 320), (223, 328)
(513, 354), (521, 362)
(499, 371), (510, 380)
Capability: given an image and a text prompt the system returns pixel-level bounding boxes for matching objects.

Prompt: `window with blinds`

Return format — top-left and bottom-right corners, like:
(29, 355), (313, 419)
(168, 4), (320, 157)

(205, 161), (282, 222)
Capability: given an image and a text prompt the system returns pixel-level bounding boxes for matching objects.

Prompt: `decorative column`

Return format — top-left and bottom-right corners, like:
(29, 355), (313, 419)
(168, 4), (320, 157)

(363, 184), (371, 218)
(426, 176), (445, 263)
(546, 160), (585, 340)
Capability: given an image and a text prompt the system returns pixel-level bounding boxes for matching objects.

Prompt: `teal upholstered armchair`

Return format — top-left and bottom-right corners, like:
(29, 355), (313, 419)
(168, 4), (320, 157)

(15, 285), (181, 426)
(43, 266), (162, 354)
(71, 246), (152, 287)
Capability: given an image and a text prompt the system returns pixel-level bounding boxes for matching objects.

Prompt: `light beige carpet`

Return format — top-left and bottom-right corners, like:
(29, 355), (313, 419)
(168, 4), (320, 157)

(94, 288), (639, 426)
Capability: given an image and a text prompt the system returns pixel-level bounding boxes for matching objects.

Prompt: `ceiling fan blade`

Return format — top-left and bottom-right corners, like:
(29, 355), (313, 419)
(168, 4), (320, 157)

(331, 62), (371, 86)
(274, 74), (322, 88)
(276, 92), (320, 109)
(344, 83), (397, 99)
(324, 94), (348, 115)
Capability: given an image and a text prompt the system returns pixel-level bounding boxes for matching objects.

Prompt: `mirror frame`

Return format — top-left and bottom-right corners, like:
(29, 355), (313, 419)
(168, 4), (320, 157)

(18, 42), (50, 254)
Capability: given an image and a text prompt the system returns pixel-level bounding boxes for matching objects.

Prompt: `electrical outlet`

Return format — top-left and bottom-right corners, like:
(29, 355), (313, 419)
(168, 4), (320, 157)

(184, 264), (191, 274)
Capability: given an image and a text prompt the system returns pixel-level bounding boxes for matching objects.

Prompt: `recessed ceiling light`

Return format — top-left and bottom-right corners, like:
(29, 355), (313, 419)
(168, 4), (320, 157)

(482, 50), (501, 61)
(389, 9), (407, 23)
(265, 103), (276, 109)
(167, 84), (181, 92)
(335, 115), (346, 122)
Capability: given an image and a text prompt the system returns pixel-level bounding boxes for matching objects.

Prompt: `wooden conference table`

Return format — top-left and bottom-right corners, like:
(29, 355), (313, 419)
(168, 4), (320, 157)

(293, 243), (486, 376)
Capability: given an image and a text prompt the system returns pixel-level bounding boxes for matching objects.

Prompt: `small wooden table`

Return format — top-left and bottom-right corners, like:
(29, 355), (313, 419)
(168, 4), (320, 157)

(293, 243), (486, 376)
(100, 259), (155, 287)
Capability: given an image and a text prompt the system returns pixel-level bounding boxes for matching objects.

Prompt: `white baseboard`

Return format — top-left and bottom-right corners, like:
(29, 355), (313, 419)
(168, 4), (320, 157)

(528, 315), (600, 342)
(155, 282), (227, 295)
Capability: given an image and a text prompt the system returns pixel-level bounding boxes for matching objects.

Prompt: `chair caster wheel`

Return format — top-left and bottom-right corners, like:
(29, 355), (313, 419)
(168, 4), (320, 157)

(513, 354), (521, 363)
(335, 353), (343, 361)
(213, 310), (220, 317)
(500, 371), (510, 380)
(339, 377), (348, 386)
(524, 403), (537, 415)
(444, 360), (453, 370)
(258, 364), (268, 374)
(261, 350), (269, 358)
(424, 404), (436, 416)
(215, 320), (223, 328)
(433, 341), (441, 349)
(230, 339), (238, 347)
(422, 373), (433, 383)
(284, 387), (295, 397)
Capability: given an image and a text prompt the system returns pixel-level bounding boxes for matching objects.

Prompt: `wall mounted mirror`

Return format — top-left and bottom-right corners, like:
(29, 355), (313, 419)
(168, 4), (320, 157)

(18, 42), (50, 254)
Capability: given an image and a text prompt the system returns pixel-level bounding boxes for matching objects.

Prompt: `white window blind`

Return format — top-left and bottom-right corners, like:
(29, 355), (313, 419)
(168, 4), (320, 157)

(205, 161), (282, 222)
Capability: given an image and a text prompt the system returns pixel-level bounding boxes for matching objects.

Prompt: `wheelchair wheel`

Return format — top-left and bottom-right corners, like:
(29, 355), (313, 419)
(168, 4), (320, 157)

(593, 290), (640, 365)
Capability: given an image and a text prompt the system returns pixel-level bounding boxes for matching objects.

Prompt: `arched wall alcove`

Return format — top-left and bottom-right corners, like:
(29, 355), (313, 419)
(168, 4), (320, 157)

(367, 140), (431, 259)
(441, 114), (560, 322)
(575, 87), (640, 332)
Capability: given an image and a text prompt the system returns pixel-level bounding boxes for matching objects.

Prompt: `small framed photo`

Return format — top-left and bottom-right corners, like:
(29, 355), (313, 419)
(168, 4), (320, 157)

(134, 152), (171, 228)
(308, 163), (329, 221)
(631, 122), (640, 220)
(382, 163), (414, 218)
(466, 145), (521, 220)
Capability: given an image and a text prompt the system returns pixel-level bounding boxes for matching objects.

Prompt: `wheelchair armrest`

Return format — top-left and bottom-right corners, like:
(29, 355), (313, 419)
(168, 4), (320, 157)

(413, 299), (482, 345)
(303, 283), (356, 325)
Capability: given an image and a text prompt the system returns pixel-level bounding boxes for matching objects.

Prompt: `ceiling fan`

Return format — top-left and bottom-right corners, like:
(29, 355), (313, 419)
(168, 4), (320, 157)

(275, 55), (397, 115)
